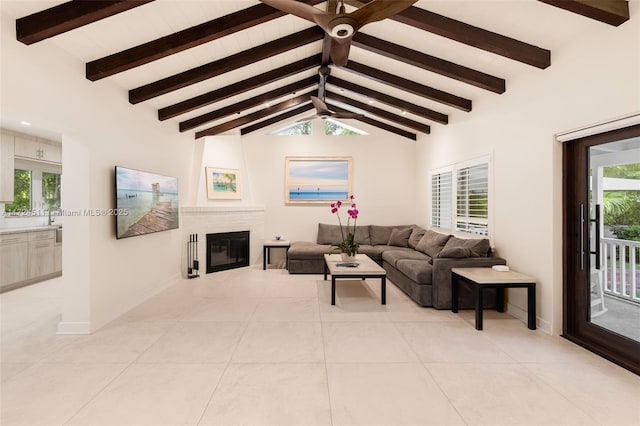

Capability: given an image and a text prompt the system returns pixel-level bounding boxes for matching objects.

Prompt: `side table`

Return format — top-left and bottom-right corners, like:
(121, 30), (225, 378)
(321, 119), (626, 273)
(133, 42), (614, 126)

(263, 240), (291, 270)
(451, 267), (536, 330)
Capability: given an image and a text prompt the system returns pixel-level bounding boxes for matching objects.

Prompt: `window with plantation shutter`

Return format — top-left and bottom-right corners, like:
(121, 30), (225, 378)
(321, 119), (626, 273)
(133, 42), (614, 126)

(431, 171), (452, 228)
(456, 162), (489, 235)
(430, 155), (491, 236)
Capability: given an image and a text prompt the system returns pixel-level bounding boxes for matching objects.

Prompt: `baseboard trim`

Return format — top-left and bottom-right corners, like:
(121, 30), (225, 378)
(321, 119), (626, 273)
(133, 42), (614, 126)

(57, 321), (91, 335)
(507, 303), (551, 334)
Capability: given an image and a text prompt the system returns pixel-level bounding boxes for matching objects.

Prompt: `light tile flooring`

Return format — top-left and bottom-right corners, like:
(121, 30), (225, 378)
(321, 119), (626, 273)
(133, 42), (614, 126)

(1, 267), (639, 426)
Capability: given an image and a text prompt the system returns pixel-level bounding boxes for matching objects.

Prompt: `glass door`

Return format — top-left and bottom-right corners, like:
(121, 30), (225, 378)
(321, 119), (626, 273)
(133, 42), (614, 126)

(563, 124), (640, 375)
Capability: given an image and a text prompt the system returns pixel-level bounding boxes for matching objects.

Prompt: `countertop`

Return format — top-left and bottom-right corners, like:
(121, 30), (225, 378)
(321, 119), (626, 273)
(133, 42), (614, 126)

(0, 225), (61, 235)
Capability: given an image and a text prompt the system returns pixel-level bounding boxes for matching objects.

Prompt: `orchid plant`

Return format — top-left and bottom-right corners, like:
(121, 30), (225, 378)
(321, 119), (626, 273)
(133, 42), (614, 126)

(330, 195), (360, 256)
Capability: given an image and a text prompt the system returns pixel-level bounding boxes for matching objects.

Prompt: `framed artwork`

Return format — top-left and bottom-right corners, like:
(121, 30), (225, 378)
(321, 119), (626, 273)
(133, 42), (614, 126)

(206, 167), (241, 200)
(285, 156), (352, 204)
(115, 166), (179, 239)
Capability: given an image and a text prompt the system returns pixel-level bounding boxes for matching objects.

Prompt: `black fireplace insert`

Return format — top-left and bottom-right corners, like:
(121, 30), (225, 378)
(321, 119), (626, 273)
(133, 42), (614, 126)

(206, 231), (250, 273)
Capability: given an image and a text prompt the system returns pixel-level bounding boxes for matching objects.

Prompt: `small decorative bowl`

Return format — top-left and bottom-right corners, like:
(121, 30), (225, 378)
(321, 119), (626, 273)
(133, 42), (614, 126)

(275, 235), (281, 240)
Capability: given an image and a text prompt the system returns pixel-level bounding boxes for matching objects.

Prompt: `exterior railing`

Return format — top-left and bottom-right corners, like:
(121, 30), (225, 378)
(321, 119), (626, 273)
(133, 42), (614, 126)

(601, 237), (640, 304)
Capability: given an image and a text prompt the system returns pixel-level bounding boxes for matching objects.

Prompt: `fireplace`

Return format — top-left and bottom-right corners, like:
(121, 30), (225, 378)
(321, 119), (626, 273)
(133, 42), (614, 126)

(206, 231), (250, 273)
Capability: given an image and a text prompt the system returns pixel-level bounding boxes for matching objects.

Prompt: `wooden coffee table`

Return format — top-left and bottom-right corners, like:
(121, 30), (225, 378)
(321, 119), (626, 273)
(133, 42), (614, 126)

(324, 254), (387, 305)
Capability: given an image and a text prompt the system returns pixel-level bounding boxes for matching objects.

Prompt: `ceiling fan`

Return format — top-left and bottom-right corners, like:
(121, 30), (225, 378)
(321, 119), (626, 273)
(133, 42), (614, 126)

(297, 95), (364, 122)
(297, 66), (363, 121)
(260, 0), (418, 66)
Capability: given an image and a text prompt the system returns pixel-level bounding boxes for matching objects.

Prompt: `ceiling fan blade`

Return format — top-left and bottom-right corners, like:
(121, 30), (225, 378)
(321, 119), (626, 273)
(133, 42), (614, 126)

(330, 38), (352, 66)
(332, 112), (364, 119)
(349, 0), (417, 30)
(259, 0), (331, 27)
(311, 96), (331, 114)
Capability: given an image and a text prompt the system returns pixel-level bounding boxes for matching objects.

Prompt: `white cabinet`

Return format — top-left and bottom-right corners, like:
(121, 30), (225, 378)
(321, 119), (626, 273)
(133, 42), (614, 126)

(27, 230), (55, 279)
(0, 133), (15, 203)
(14, 135), (61, 164)
(0, 233), (29, 288)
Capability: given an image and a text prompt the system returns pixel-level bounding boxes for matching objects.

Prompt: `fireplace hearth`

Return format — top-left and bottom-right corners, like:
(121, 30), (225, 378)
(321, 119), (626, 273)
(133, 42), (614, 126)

(206, 231), (250, 273)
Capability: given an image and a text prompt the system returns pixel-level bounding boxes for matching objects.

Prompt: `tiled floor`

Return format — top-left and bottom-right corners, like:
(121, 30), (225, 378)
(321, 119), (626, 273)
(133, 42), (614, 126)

(1, 268), (639, 426)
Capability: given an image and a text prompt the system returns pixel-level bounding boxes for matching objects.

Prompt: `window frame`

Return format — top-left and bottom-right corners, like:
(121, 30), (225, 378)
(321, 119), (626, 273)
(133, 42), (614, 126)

(3, 158), (62, 216)
(429, 154), (493, 237)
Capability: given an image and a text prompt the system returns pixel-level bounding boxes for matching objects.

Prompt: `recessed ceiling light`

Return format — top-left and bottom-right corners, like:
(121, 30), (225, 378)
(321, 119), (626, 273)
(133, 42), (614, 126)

(20, 121), (32, 126)
(368, 99), (374, 104)
(401, 110), (407, 116)
(265, 102), (271, 107)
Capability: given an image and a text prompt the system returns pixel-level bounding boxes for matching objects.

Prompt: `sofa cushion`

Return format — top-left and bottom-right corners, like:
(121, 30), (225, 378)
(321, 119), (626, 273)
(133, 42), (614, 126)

(288, 241), (333, 259)
(387, 227), (413, 247)
(408, 226), (426, 249)
(369, 225), (413, 245)
(437, 246), (473, 258)
(416, 230), (451, 258)
(382, 248), (430, 267)
(316, 223), (370, 245)
(442, 237), (490, 257)
(395, 259), (433, 284)
(317, 223), (342, 244)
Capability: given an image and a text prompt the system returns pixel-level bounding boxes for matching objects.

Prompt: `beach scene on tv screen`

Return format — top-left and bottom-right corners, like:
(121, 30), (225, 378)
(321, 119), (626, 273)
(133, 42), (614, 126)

(116, 167), (179, 239)
(288, 160), (349, 201)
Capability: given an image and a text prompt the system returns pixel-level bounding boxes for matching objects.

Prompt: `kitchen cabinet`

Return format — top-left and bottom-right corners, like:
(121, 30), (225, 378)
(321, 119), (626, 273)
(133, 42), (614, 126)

(14, 135), (61, 164)
(0, 133), (15, 203)
(54, 243), (62, 273)
(0, 229), (59, 291)
(28, 230), (55, 279)
(0, 233), (29, 287)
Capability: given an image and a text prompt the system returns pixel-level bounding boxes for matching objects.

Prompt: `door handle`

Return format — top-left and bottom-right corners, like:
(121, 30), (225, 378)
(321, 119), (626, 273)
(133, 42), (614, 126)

(579, 204), (584, 271)
(589, 204), (601, 270)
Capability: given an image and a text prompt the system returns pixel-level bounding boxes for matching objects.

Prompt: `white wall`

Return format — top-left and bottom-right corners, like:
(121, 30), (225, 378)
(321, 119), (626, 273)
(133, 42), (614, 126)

(242, 120), (417, 242)
(1, 12), (195, 332)
(415, 10), (640, 334)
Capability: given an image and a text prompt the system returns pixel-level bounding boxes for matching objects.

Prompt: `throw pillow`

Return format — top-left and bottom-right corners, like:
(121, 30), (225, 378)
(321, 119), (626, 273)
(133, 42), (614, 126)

(442, 237), (491, 257)
(416, 230), (451, 257)
(437, 246), (473, 258)
(387, 227), (413, 247)
(407, 226), (426, 249)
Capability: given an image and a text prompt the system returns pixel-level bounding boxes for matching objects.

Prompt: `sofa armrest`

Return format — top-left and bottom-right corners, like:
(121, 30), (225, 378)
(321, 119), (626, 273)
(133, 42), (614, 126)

(431, 256), (507, 309)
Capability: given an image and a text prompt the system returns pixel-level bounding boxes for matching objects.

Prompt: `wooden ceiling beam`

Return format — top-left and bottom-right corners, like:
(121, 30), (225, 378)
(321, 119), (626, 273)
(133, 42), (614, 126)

(326, 104), (417, 140)
(538, 0), (629, 26)
(86, 0), (324, 81)
(352, 33), (505, 94)
(180, 76), (317, 132)
(159, 54), (321, 120)
(240, 104), (315, 136)
(342, 61), (472, 112)
(16, 0), (154, 45)
(195, 91), (314, 138)
(130, 26), (324, 104)
(346, 0), (550, 69)
(328, 77), (448, 125)
(327, 92), (431, 134)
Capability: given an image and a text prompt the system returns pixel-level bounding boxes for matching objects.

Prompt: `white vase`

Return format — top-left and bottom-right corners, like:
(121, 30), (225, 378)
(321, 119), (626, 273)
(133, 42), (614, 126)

(340, 253), (357, 262)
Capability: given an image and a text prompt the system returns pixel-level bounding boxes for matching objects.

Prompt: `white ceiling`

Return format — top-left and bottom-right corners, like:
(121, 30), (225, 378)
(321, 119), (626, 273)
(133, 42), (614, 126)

(0, 0), (622, 138)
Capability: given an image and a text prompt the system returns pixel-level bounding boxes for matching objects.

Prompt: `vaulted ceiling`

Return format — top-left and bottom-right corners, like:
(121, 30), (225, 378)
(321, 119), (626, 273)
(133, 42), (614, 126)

(4, 0), (631, 140)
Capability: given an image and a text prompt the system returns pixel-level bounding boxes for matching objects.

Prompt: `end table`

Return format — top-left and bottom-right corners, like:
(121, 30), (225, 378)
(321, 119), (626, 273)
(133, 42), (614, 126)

(263, 240), (291, 270)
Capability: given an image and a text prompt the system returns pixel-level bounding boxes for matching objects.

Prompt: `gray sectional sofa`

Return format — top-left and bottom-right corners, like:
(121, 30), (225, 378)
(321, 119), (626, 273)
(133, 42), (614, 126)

(288, 223), (507, 309)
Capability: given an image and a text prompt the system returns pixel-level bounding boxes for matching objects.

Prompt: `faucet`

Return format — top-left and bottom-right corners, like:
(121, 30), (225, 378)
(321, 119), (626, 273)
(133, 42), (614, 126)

(48, 209), (55, 226)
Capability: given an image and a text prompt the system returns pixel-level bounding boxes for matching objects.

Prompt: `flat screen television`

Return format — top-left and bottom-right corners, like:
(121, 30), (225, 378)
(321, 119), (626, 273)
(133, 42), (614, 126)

(114, 166), (179, 239)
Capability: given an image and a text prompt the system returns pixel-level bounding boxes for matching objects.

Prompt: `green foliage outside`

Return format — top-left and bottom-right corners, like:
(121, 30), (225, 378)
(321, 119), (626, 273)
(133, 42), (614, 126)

(602, 164), (640, 241)
(42, 172), (61, 210)
(275, 120), (312, 135)
(324, 120), (359, 136)
(4, 169), (31, 212)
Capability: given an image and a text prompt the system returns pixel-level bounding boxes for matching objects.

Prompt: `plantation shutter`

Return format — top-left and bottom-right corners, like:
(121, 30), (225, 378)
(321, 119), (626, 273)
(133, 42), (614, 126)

(431, 171), (452, 229)
(456, 162), (489, 235)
